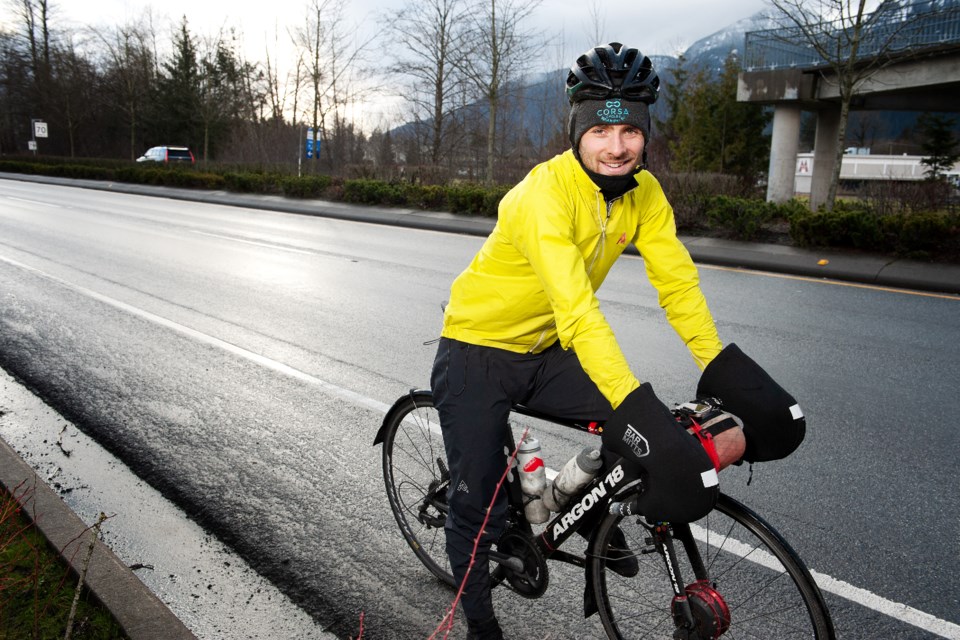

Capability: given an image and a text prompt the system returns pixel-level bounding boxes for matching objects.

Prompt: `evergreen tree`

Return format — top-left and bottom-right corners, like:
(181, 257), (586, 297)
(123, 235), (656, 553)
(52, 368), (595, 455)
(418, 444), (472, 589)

(665, 53), (770, 184)
(656, 53), (690, 168)
(150, 19), (201, 150)
(714, 53), (771, 182)
(197, 33), (252, 162)
(917, 113), (960, 182)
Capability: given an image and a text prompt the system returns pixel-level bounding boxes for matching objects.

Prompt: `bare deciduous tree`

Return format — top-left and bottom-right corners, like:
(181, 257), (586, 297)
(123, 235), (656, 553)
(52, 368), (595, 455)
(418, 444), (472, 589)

(458, 0), (540, 184)
(51, 33), (98, 157)
(94, 22), (155, 159)
(290, 0), (370, 172)
(383, 0), (469, 165)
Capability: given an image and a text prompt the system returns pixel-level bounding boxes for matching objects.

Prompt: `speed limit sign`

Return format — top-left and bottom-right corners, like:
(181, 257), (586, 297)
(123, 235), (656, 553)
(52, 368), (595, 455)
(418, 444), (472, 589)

(33, 121), (48, 138)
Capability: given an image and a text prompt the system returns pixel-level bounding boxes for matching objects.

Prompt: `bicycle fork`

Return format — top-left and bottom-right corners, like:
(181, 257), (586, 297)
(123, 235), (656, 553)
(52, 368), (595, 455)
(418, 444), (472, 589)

(655, 524), (698, 631)
(652, 522), (730, 640)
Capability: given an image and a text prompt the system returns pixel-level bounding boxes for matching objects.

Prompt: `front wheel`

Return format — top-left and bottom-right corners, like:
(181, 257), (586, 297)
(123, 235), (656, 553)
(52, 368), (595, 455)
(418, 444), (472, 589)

(591, 493), (835, 639)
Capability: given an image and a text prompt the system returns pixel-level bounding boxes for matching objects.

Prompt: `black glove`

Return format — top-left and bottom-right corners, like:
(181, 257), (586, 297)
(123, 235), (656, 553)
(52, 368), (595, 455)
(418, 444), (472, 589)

(601, 382), (719, 523)
(697, 343), (805, 462)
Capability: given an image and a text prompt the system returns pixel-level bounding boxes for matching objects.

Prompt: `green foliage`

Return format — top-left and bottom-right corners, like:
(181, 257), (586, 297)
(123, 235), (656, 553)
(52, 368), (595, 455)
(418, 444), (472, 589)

(660, 172), (760, 230)
(445, 184), (509, 216)
(342, 179), (407, 206)
(664, 53), (771, 183)
(149, 20), (203, 154)
(1, 487), (128, 639)
(705, 196), (778, 240)
(337, 179), (506, 216)
(883, 211), (960, 258)
(917, 113), (960, 181)
(402, 184), (447, 210)
(223, 172), (283, 194)
(790, 201), (883, 249)
(0, 161), (116, 181)
(790, 202), (959, 258)
(281, 175), (334, 199)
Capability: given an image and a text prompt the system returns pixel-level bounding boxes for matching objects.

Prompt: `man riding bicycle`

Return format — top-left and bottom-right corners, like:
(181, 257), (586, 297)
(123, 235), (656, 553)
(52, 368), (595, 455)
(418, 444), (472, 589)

(431, 43), (798, 639)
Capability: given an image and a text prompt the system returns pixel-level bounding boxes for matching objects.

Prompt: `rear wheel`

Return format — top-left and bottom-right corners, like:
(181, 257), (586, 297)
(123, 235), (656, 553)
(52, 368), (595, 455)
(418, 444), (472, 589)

(591, 493), (834, 639)
(380, 391), (456, 587)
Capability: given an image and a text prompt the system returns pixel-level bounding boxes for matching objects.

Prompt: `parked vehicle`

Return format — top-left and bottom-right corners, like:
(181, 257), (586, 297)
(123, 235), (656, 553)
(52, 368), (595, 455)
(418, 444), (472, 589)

(136, 146), (195, 164)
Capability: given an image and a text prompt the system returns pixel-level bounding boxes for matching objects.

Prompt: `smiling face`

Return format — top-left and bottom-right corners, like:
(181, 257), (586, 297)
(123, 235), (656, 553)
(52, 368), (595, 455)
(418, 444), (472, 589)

(577, 124), (645, 176)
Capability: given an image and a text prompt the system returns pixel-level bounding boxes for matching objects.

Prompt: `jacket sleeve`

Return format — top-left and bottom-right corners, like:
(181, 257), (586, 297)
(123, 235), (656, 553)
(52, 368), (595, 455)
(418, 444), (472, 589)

(633, 188), (723, 371)
(504, 187), (640, 409)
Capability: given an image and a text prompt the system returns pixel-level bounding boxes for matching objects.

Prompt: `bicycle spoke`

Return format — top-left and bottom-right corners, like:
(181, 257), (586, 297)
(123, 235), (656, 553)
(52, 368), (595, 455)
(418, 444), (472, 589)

(593, 495), (833, 639)
(382, 394), (456, 586)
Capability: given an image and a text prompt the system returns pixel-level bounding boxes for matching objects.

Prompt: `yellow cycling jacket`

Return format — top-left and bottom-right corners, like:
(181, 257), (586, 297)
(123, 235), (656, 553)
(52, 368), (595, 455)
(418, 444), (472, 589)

(440, 150), (722, 408)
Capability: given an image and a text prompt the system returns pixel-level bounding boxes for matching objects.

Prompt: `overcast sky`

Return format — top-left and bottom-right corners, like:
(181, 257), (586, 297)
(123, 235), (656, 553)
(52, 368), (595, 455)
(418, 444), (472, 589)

(45, 0), (770, 58)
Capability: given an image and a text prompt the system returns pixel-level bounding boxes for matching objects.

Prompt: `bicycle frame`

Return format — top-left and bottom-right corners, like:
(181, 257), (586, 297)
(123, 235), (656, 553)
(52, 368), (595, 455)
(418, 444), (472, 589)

(503, 404), (718, 622)
(503, 404), (643, 566)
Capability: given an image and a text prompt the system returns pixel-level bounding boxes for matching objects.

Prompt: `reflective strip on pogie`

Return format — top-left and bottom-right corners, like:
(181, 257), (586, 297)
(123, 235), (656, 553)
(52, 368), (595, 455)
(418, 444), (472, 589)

(701, 468), (719, 488)
(790, 404), (804, 420)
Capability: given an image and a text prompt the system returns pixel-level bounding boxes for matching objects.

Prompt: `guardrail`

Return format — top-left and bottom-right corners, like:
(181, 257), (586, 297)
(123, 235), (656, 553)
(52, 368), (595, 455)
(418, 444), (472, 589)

(745, 0), (960, 71)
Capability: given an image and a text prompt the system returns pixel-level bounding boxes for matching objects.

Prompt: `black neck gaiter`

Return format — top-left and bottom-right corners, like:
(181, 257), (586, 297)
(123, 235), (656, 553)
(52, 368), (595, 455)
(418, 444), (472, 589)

(583, 167), (641, 201)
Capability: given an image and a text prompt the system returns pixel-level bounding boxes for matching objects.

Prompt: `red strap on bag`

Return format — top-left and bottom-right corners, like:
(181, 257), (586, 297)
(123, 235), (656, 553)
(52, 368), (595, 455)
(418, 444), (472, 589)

(688, 419), (721, 472)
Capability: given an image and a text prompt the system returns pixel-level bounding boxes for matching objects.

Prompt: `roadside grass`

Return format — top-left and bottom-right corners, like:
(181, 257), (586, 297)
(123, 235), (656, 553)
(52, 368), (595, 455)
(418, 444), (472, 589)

(0, 482), (128, 640)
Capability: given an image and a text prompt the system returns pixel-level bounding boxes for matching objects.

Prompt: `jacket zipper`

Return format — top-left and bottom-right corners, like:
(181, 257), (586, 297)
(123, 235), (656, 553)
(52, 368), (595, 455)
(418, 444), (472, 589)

(529, 190), (614, 353)
(586, 193), (614, 274)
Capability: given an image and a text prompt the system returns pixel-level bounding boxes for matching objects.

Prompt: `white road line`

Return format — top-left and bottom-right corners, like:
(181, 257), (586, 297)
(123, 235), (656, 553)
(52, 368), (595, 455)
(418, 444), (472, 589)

(190, 230), (317, 255)
(3, 252), (959, 638)
(5, 196), (63, 208)
(809, 570), (960, 639)
(689, 524), (960, 638)
(0, 253), (391, 417)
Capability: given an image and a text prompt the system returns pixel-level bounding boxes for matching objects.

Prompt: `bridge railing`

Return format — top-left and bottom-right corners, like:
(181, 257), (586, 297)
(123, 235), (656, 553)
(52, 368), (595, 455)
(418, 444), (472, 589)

(745, 0), (960, 71)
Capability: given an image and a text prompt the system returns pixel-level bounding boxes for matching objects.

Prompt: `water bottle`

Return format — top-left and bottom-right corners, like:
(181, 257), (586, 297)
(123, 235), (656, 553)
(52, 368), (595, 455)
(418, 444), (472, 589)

(541, 447), (602, 512)
(517, 436), (550, 524)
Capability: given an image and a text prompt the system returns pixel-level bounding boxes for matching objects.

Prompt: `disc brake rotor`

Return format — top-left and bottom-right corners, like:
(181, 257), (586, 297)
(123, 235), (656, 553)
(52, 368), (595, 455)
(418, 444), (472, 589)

(672, 579), (731, 640)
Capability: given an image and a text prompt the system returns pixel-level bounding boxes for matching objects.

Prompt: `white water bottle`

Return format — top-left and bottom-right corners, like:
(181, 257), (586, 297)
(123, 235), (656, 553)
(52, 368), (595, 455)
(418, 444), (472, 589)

(517, 436), (550, 524)
(541, 447), (602, 512)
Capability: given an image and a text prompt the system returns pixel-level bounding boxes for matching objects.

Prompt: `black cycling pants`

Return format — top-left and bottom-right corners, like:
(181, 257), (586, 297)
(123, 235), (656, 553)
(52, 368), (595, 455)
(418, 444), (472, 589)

(430, 337), (612, 623)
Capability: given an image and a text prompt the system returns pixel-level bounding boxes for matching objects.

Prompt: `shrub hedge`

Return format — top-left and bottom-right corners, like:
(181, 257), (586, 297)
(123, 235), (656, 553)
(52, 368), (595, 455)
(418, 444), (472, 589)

(1, 159), (956, 261)
(792, 204), (959, 259)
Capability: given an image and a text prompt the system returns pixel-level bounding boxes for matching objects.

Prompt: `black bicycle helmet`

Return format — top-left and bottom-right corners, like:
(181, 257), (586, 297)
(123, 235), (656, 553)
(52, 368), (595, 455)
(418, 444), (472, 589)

(566, 42), (660, 105)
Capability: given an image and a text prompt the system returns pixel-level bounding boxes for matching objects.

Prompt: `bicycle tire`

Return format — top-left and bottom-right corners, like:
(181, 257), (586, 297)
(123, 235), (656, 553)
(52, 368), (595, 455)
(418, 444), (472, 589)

(380, 391), (457, 587)
(591, 493), (835, 639)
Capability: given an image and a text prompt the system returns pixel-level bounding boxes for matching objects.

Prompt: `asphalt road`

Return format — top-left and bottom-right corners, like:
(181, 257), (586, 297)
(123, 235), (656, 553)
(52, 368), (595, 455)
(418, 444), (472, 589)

(0, 178), (958, 639)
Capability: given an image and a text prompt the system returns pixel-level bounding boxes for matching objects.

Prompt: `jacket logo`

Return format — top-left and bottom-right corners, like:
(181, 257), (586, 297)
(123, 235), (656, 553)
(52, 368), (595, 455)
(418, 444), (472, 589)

(623, 423), (650, 458)
(617, 232), (627, 245)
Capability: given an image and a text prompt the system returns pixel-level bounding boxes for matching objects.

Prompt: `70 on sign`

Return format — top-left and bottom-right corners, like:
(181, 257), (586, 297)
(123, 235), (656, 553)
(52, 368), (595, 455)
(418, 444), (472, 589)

(33, 120), (48, 138)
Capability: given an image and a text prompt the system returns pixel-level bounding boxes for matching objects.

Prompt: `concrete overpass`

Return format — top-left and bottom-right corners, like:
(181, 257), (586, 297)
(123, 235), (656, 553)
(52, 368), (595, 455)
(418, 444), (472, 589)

(738, 1), (960, 207)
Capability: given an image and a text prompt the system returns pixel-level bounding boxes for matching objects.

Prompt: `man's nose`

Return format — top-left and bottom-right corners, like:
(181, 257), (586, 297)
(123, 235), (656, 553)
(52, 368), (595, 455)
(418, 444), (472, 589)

(607, 132), (626, 154)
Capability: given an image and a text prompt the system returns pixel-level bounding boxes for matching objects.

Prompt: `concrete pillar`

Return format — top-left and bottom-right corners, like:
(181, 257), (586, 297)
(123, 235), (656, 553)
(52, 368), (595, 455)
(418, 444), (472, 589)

(766, 104), (802, 202)
(810, 106), (842, 210)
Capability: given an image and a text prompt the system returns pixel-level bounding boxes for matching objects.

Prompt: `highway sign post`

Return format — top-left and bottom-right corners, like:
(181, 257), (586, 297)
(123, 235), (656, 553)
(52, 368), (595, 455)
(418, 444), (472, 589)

(30, 118), (48, 156)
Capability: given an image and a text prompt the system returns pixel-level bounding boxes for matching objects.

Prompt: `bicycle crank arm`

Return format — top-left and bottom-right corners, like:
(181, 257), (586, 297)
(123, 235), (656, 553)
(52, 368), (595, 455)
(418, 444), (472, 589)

(489, 550), (525, 573)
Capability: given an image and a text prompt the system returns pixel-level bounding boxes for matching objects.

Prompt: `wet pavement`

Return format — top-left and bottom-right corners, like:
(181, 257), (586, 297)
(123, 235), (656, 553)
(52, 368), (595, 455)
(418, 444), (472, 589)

(0, 172), (957, 639)
(0, 367), (336, 640)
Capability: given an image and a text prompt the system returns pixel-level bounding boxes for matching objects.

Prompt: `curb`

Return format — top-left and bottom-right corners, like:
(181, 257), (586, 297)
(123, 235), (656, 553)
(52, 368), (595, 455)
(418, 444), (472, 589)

(0, 435), (197, 640)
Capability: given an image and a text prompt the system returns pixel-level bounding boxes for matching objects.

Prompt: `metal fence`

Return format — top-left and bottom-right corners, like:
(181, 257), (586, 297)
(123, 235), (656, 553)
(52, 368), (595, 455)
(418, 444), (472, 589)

(744, 0), (960, 71)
